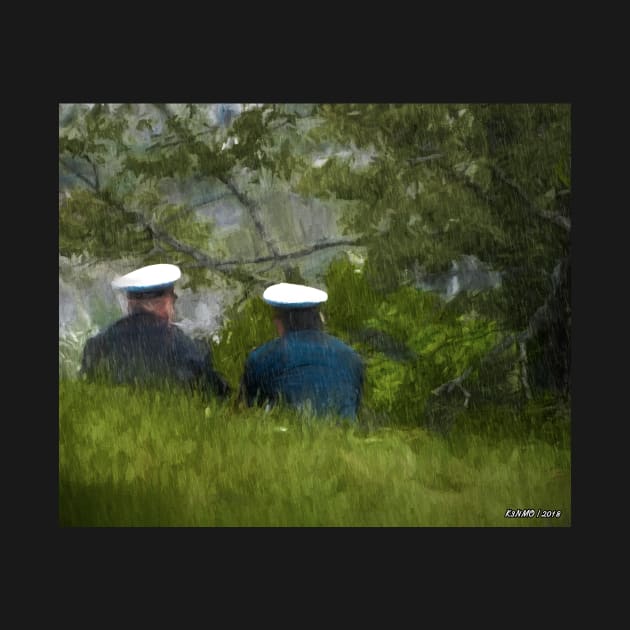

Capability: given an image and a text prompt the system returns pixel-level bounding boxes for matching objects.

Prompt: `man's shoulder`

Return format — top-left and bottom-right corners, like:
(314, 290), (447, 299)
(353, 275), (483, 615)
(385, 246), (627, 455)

(170, 322), (199, 342)
(82, 329), (104, 356)
(85, 319), (122, 346)
(94, 315), (192, 349)
(286, 331), (363, 366)
(102, 313), (152, 332)
(171, 325), (212, 355)
(319, 332), (362, 356)
(246, 337), (282, 365)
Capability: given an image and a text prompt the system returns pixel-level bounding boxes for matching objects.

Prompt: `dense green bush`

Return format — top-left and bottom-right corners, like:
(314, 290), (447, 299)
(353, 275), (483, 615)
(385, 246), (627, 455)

(210, 296), (277, 394)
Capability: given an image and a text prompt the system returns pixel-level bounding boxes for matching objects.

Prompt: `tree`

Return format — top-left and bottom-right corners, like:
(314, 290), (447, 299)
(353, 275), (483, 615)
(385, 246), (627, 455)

(59, 103), (359, 292)
(293, 104), (570, 408)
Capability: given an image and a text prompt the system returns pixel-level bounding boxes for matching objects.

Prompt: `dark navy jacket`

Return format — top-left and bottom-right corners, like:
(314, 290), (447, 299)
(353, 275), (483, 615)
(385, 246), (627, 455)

(80, 312), (230, 400)
(241, 330), (365, 420)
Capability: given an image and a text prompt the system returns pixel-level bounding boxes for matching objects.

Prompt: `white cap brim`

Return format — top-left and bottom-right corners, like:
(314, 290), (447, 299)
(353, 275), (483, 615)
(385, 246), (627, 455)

(263, 282), (328, 308)
(111, 263), (181, 292)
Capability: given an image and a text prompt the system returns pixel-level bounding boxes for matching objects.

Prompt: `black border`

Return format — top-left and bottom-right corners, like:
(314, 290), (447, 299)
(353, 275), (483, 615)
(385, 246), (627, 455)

(48, 67), (586, 583)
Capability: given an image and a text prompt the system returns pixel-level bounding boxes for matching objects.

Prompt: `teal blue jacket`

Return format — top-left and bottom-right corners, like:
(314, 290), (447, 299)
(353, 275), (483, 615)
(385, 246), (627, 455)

(241, 330), (365, 420)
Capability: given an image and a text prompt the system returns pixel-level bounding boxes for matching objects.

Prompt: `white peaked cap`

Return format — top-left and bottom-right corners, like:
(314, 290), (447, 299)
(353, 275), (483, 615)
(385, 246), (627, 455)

(111, 263), (182, 292)
(263, 282), (328, 308)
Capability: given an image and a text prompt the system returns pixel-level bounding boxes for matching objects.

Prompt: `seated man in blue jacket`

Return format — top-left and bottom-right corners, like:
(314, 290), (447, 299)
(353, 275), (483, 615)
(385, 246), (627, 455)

(80, 263), (230, 401)
(240, 282), (365, 420)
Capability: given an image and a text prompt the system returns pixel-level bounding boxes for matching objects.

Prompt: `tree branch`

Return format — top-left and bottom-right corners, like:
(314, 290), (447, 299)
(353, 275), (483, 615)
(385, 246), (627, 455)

(60, 156), (239, 275)
(217, 175), (280, 258)
(60, 156), (362, 283)
(519, 340), (533, 400)
(60, 155), (363, 286)
(408, 153), (443, 165)
(189, 191), (234, 208)
(431, 367), (473, 406)
(146, 128), (214, 152)
(214, 237), (362, 268)
(444, 163), (570, 232)
(84, 155), (100, 192)
(59, 158), (97, 190)
(490, 163), (571, 232)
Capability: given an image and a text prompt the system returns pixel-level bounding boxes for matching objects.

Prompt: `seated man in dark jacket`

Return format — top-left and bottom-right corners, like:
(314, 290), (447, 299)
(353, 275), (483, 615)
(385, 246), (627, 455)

(81, 263), (230, 401)
(240, 282), (365, 420)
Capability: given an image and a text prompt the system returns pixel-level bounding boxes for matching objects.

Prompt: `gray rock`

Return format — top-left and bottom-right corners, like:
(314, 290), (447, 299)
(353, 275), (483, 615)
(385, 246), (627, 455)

(414, 254), (502, 300)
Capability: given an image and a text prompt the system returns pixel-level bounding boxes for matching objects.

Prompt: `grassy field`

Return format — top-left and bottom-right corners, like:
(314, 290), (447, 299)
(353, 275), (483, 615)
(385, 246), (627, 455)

(59, 380), (571, 527)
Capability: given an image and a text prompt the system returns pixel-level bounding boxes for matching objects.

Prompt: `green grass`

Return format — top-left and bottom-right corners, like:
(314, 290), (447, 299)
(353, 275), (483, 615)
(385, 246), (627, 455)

(59, 380), (571, 527)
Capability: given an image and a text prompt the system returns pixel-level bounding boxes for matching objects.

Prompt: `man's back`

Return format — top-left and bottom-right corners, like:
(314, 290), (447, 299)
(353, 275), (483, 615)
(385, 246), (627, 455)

(242, 330), (364, 419)
(81, 312), (229, 399)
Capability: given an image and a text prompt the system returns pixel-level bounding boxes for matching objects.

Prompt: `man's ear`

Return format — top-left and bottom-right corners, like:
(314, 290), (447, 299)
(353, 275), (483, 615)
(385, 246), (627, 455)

(273, 317), (284, 336)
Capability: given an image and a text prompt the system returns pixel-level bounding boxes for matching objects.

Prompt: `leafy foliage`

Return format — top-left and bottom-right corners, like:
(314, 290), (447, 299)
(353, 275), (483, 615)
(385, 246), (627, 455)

(324, 259), (516, 425)
(298, 103), (569, 280)
(210, 296), (276, 392)
(60, 104), (220, 270)
(295, 104), (571, 401)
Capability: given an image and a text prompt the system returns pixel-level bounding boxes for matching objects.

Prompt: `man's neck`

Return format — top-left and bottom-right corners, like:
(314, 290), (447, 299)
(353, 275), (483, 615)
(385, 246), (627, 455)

(129, 310), (171, 323)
